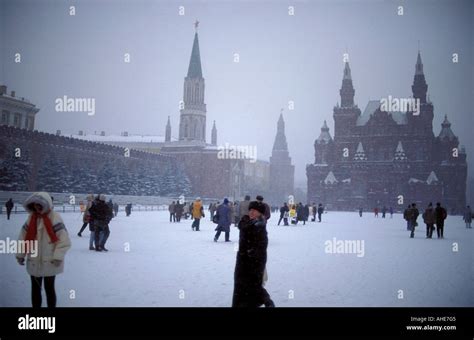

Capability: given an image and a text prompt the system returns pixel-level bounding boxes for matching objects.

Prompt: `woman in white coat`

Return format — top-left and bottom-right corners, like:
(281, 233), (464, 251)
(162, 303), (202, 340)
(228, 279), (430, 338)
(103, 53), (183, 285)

(16, 192), (71, 308)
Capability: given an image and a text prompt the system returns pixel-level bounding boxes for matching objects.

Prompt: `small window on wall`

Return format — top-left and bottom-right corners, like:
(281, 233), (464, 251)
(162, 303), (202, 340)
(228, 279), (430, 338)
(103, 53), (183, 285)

(14, 113), (22, 128)
(1, 110), (9, 124)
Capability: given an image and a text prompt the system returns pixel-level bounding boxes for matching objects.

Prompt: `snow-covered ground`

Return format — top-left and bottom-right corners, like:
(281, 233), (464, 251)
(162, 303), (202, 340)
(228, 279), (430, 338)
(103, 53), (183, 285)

(1, 210), (473, 307)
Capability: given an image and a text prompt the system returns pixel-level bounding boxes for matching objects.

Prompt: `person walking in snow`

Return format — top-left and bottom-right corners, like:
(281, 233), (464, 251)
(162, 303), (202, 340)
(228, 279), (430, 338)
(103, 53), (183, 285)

(403, 205), (411, 230)
(16, 192), (71, 308)
(89, 194), (113, 251)
(175, 201), (183, 222)
(183, 202), (190, 219)
(289, 204), (297, 225)
(191, 197), (205, 231)
(303, 204), (310, 225)
(209, 202), (216, 221)
(78, 194), (94, 237)
(113, 202), (119, 217)
(278, 203), (289, 226)
(382, 206), (387, 218)
(389, 206), (394, 218)
(463, 205), (472, 229)
(374, 207), (379, 218)
(317, 203), (324, 222)
(125, 203), (132, 217)
(169, 201), (176, 223)
(5, 198), (14, 220)
(358, 207), (363, 217)
(434, 202), (447, 239)
(295, 203), (304, 225)
(214, 198), (232, 242)
(408, 203), (419, 238)
(422, 202), (435, 238)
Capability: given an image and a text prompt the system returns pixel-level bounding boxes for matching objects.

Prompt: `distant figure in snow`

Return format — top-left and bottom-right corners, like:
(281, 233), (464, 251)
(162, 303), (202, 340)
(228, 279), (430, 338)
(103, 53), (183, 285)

(78, 194), (94, 237)
(311, 203), (317, 222)
(403, 205), (411, 230)
(125, 203), (132, 217)
(408, 203), (419, 238)
(374, 207), (379, 218)
(358, 207), (363, 217)
(89, 194), (113, 251)
(113, 202), (119, 217)
(463, 205), (472, 229)
(183, 203), (190, 219)
(168, 201), (176, 222)
(214, 198), (232, 242)
(232, 200), (274, 307)
(175, 201), (183, 222)
(422, 202), (435, 238)
(289, 204), (297, 225)
(389, 206), (394, 218)
(5, 198), (14, 220)
(16, 192), (71, 307)
(295, 203), (305, 225)
(278, 203), (289, 226)
(209, 202), (217, 221)
(317, 203), (324, 222)
(303, 204), (309, 225)
(381, 206), (387, 218)
(191, 197), (205, 231)
(434, 202), (447, 239)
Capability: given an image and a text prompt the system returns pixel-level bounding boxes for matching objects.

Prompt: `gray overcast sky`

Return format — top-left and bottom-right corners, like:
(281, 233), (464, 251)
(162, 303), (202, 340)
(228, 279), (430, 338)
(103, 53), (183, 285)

(1, 0), (473, 188)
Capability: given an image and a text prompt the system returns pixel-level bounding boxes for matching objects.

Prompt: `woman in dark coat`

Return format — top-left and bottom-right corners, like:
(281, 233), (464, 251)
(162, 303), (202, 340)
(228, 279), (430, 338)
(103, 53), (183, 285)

(232, 201), (274, 307)
(214, 198), (232, 242)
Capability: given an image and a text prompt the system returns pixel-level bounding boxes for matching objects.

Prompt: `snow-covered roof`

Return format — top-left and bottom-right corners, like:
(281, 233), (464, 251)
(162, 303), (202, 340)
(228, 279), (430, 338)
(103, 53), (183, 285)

(408, 178), (424, 184)
(324, 171), (338, 184)
(342, 178), (351, 183)
(71, 134), (176, 143)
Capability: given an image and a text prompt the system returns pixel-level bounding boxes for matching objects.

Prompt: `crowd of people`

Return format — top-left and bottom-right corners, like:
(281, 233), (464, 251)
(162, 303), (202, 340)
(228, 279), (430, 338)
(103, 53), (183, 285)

(7, 189), (473, 309)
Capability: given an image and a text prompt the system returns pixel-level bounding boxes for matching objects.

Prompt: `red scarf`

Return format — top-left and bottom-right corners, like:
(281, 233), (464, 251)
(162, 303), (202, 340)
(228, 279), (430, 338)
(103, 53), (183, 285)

(24, 211), (59, 254)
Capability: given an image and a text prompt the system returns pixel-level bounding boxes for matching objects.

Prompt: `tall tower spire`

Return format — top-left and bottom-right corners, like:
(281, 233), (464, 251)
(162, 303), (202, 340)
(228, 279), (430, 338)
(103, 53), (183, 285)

(272, 110), (289, 152)
(412, 50), (428, 103)
(211, 120), (217, 146)
(179, 22), (207, 143)
(165, 116), (171, 142)
(340, 61), (355, 107)
(269, 110), (294, 204)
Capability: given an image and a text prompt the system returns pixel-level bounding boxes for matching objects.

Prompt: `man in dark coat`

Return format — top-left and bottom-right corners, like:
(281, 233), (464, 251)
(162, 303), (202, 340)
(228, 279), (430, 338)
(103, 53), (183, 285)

(317, 203), (324, 222)
(403, 205), (411, 230)
(409, 203), (419, 238)
(175, 202), (183, 222)
(422, 202), (435, 238)
(434, 202), (447, 239)
(232, 201), (274, 307)
(89, 194), (113, 252)
(278, 203), (289, 226)
(5, 198), (14, 220)
(169, 201), (176, 222)
(214, 198), (232, 242)
(256, 195), (271, 220)
(295, 203), (304, 225)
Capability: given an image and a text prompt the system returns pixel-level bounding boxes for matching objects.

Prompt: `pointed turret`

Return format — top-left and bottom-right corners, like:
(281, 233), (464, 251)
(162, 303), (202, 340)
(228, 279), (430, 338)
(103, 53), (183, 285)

(438, 115), (457, 142)
(411, 51), (428, 103)
(211, 120), (217, 146)
(316, 120), (333, 144)
(272, 113), (289, 151)
(340, 61), (355, 107)
(187, 32), (203, 79)
(165, 116), (171, 142)
(353, 142), (367, 161)
(394, 141), (408, 161)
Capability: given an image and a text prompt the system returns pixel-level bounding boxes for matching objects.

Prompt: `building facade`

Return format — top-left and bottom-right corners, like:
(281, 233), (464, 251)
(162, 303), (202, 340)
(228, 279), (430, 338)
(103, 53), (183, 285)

(0, 85), (39, 131)
(307, 52), (467, 212)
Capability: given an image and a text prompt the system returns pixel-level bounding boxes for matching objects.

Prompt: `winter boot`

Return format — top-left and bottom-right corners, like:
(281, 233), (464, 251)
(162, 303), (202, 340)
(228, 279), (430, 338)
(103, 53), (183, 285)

(89, 246), (95, 251)
(77, 232), (82, 237)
